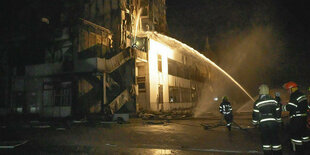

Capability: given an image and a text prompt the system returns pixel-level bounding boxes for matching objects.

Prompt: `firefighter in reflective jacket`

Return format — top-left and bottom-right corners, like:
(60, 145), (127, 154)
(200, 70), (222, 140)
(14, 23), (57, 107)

(252, 84), (282, 155)
(283, 81), (310, 153)
(219, 96), (233, 131)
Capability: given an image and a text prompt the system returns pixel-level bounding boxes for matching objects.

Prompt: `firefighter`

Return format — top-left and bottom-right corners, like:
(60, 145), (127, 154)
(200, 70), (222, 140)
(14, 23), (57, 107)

(252, 84), (282, 155)
(283, 81), (309, 154)
(219, 96), (233, 131)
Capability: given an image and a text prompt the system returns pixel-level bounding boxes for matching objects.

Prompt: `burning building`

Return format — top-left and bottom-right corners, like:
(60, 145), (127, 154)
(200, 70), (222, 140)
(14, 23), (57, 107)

(6, 0), (212, 118)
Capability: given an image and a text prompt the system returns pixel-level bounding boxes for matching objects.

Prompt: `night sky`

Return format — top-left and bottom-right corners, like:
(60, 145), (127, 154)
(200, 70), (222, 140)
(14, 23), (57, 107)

(1, 0), (309, 91)
(0, 0), (81, 68)
(166, 0), (310, 91)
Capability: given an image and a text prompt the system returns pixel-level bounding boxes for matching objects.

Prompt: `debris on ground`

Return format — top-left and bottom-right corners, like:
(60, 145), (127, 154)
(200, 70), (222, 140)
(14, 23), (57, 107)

(139, 113), (156, 120)
(56, 128), (66, 131)
(200, 123), (223, 130)
(142, 120), (170, 126)
(143, 121), (165, 125)
(166, 116), (172, 120)
(138, 112), (191, 120)
(201, 121), (255, 131)
(100, 121), (117, 124)
(113, 114), (129, 123)
(73, 119), (87, 124)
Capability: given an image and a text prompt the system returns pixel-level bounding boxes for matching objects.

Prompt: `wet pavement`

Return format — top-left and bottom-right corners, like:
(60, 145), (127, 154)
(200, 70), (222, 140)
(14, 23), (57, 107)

(0, 115), (309, 154)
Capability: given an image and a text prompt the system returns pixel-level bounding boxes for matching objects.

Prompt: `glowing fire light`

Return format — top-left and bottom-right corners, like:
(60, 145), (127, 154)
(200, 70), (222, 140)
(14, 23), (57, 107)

(132, 7), (254, 102)
(146, 32), (255, 102)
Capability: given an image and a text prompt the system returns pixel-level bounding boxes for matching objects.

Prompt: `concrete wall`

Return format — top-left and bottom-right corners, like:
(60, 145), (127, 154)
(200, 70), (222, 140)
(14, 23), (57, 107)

(145, 39), (207, 113)
(147, 39), (170, 112)
(77, 76), (102, 115)
(42, 106), (71, 118)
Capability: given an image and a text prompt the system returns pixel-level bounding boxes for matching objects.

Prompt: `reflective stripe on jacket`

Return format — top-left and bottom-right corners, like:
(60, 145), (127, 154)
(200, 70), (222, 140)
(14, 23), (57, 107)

(252, 95), (280, 125)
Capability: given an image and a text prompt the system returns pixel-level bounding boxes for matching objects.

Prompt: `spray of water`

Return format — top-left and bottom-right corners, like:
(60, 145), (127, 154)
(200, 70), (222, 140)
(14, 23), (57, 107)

(133, 8), (143, 44)
(146, 32), (255, 102)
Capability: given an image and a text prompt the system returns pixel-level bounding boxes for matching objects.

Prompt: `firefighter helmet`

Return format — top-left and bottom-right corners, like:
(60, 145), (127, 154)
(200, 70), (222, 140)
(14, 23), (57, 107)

(222, 96), (228, 101)
(259, 84), (269, 95)
(283, 81), (298, 90)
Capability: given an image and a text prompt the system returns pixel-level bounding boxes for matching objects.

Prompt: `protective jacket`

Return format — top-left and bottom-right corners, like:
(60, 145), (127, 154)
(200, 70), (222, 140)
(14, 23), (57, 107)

(252, 94), (282, 153)
(219, 101), (232, 115)
(219, 100), (233, 131)
(284, 90), (309, 119)
(252, 95), (281, 125)
(284, 90), (310, 149)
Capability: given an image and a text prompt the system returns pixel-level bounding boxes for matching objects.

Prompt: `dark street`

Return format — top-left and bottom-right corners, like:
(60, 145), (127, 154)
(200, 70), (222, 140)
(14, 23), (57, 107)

(1, 114), (308, 154)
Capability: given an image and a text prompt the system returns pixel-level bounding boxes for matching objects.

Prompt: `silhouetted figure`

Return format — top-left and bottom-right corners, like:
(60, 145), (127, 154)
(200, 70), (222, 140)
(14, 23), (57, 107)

(219, 96), (233, 131)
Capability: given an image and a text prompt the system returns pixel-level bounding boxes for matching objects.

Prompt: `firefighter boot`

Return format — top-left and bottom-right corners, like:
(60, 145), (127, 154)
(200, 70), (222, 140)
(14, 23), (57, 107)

(226, 125), (231, 131)
(263, 150), (272, 155)
(304, 142), (309, 154)
(295, 145), (304, 155)
(273, 150), (282, 155)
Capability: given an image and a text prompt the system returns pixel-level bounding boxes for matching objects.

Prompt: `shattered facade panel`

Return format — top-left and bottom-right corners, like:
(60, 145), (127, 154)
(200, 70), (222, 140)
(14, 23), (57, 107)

(78, 19), (112, 59)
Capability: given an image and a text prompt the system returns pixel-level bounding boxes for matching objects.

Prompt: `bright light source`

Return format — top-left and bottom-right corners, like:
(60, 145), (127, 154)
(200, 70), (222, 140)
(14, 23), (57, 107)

(148, 39), (171, 76)
(146, 32), (255, 102)
(41, 17), (49, 24)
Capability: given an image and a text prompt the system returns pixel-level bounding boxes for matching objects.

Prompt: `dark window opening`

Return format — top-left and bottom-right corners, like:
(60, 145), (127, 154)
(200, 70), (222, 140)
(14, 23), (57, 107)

(137, 76), (146, 92)
(158, 85), (163, 103)
(169, 86), (192, 103)
(158, 55), (162, 72)
(43, 82), (72, 107)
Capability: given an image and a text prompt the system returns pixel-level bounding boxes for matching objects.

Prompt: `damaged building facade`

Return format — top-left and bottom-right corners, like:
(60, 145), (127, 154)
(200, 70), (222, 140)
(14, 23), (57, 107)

(6, 0), (211, 118)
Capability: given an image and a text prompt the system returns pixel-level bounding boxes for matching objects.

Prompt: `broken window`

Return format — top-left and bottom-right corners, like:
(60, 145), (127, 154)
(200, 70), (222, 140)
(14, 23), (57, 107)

(169, 86), (179, 103)
(43, 82), (72, 107)
(168, 58), (177, 76)
(158, 85), (163, 103)
(131, 37), (147, 52)
(181, 88), (191, 103)
(141, 6), (149, 17)
(54, 88), (72, 106)
(169, 86), (191, 103)
(137, 76), (146, 92)
(158, 54), (162, 72)
(168, 58), (189, 79)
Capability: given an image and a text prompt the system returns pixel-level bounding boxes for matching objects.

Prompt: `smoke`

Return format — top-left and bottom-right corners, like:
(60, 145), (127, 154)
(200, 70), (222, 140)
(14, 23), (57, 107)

(193, 82), (227, 118)
(217, 25), (284, 82)
(193, 25), (285, 117)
